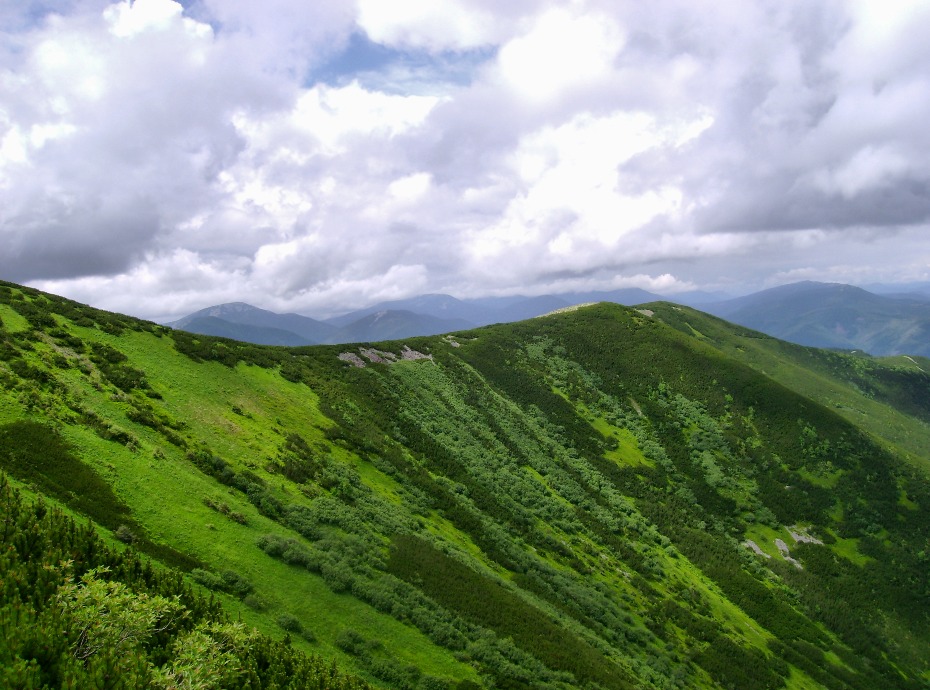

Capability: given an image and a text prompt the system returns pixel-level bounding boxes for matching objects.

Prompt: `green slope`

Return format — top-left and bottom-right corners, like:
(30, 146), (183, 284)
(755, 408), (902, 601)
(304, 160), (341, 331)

(645, 301), (930, 470)
(0, 472), (372, 690)
(1, 280), (928, 689)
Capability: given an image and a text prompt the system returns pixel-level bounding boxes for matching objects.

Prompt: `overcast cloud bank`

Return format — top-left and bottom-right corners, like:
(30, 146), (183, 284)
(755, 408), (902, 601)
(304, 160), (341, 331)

(2, 0), (929, 321)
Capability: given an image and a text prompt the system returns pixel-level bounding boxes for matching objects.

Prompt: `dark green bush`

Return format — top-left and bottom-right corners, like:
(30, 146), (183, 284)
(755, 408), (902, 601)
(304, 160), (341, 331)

(335, 629), (366, 656)
(190, 568), (253, 598)
(277, 613), (304, 634)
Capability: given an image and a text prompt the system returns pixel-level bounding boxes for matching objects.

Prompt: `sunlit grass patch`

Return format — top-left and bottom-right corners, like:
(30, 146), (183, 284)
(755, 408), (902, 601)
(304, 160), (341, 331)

(825, 529), (872, 567)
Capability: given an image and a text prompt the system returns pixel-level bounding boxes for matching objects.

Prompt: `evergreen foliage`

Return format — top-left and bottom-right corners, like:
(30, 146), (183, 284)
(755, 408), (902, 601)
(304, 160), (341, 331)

(0, 473), (370, 689)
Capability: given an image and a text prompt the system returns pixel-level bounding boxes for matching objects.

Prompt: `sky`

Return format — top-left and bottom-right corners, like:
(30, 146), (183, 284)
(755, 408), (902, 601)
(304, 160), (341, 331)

(2, 0), (930, 321)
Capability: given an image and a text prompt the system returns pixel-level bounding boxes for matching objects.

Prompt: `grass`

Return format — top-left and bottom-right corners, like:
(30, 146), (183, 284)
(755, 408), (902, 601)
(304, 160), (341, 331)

(597, 421), (653, 468)
(650, 304), (930, 473)
(685, 322), (708, 339)
(563, 395), (652, 468)
(783, 665), (830, 690)
(744, 524), (790, 561)
(899, 491), (919, 511)
(824, 529), (872, 567)
(2, 320), (479, 685)
(796, 466), (843, 488)
(662, 545), (772, 652)
(0, 303), (30, 332)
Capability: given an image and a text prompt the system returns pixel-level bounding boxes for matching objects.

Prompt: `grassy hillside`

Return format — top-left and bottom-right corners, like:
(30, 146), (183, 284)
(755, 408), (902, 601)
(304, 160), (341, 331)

(0, 473), (371, 689)
(1, 280), (929, 689)
(646, 302), (930, 469)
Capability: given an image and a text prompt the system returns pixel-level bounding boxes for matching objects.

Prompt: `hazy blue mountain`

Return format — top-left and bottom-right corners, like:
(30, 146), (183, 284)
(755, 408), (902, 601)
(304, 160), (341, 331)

(703, 281), (930, 356)
(326, 309), (475, 343)
(325, 293), (573, 327)
(326, 288), (676, 335)
(458, 294), (532, 310)
(178, 316), (315, 346)
(169, 302), (336, 344)
(326, 290), (664, 330)
(566, 287), (665, 305)
(171, 302), (474, 346)
(325, 294), (487, 328)
(665, 289), (735, 306)
(865, 281), (930, 301)
(492, 294), (572, 322)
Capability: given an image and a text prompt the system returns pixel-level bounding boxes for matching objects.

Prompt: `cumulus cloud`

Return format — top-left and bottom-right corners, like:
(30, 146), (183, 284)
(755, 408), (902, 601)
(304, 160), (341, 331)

(3, 0), (930, 320)
(356, 0), (496, 52)
(0, 0), (274, 280)
(494, 7), (623, 104)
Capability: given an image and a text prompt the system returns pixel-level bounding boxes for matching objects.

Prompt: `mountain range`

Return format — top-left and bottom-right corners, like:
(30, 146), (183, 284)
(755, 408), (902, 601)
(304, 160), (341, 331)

(168, 282), (930, 357)
(1, 278), (929, 688)
(168, 288), (669, 346)
(701, 281), (930, 357)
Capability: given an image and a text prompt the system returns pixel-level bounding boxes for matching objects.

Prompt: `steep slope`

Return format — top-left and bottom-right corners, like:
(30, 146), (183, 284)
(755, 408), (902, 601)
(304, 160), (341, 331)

(1, 280), (929, 689)
(0, 473), (370, 689)
(705, 281), (930, 356)
(644, 301), (930, 469)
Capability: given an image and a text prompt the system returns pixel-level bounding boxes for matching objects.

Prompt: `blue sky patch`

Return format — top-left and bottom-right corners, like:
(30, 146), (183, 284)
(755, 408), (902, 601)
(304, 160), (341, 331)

(310, 31), (496, 93)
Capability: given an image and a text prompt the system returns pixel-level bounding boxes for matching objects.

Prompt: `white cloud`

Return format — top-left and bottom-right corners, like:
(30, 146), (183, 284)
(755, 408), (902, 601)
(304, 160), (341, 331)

(464, 108), (711, 280)
(194, 0), (355, 76)
(193, 80), (443, 264)
(812, 145), (912, 198)
(0, 0), (296, 281)
(30, 248), (248, 324)
(227, 81), (440, 167)
(495, 7), (623, 104)
(293, 82), (440, 150)
(388, 172), (432, 204)
(6, 1), (930, 319)
(356, 0), (497, 51)
(104, 0), (194, 39)
(829, 0), (930, 85)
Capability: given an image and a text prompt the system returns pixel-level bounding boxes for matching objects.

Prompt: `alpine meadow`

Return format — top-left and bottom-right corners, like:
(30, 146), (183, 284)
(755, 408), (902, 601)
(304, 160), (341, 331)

(1, 279), (929, 689)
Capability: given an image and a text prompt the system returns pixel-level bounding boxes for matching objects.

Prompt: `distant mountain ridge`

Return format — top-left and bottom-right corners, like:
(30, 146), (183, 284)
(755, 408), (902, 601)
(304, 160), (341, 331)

(703, 281), (930, 357)
(169, 302), (336, 344)
(169, 289), (665, 345)
(323, 294), (494, 329)
(327, 309), (475, 343)
(168, 281), (930, 356)
(177, 315), (315, 347)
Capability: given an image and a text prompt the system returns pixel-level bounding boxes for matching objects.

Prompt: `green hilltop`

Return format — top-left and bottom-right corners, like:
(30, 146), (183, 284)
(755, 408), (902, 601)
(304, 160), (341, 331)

(1, 280), (929, 689)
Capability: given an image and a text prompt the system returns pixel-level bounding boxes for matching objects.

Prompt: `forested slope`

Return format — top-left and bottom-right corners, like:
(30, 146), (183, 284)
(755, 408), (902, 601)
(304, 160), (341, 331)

(646, 301), (930, 468)
(1, 280), (928, 689)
